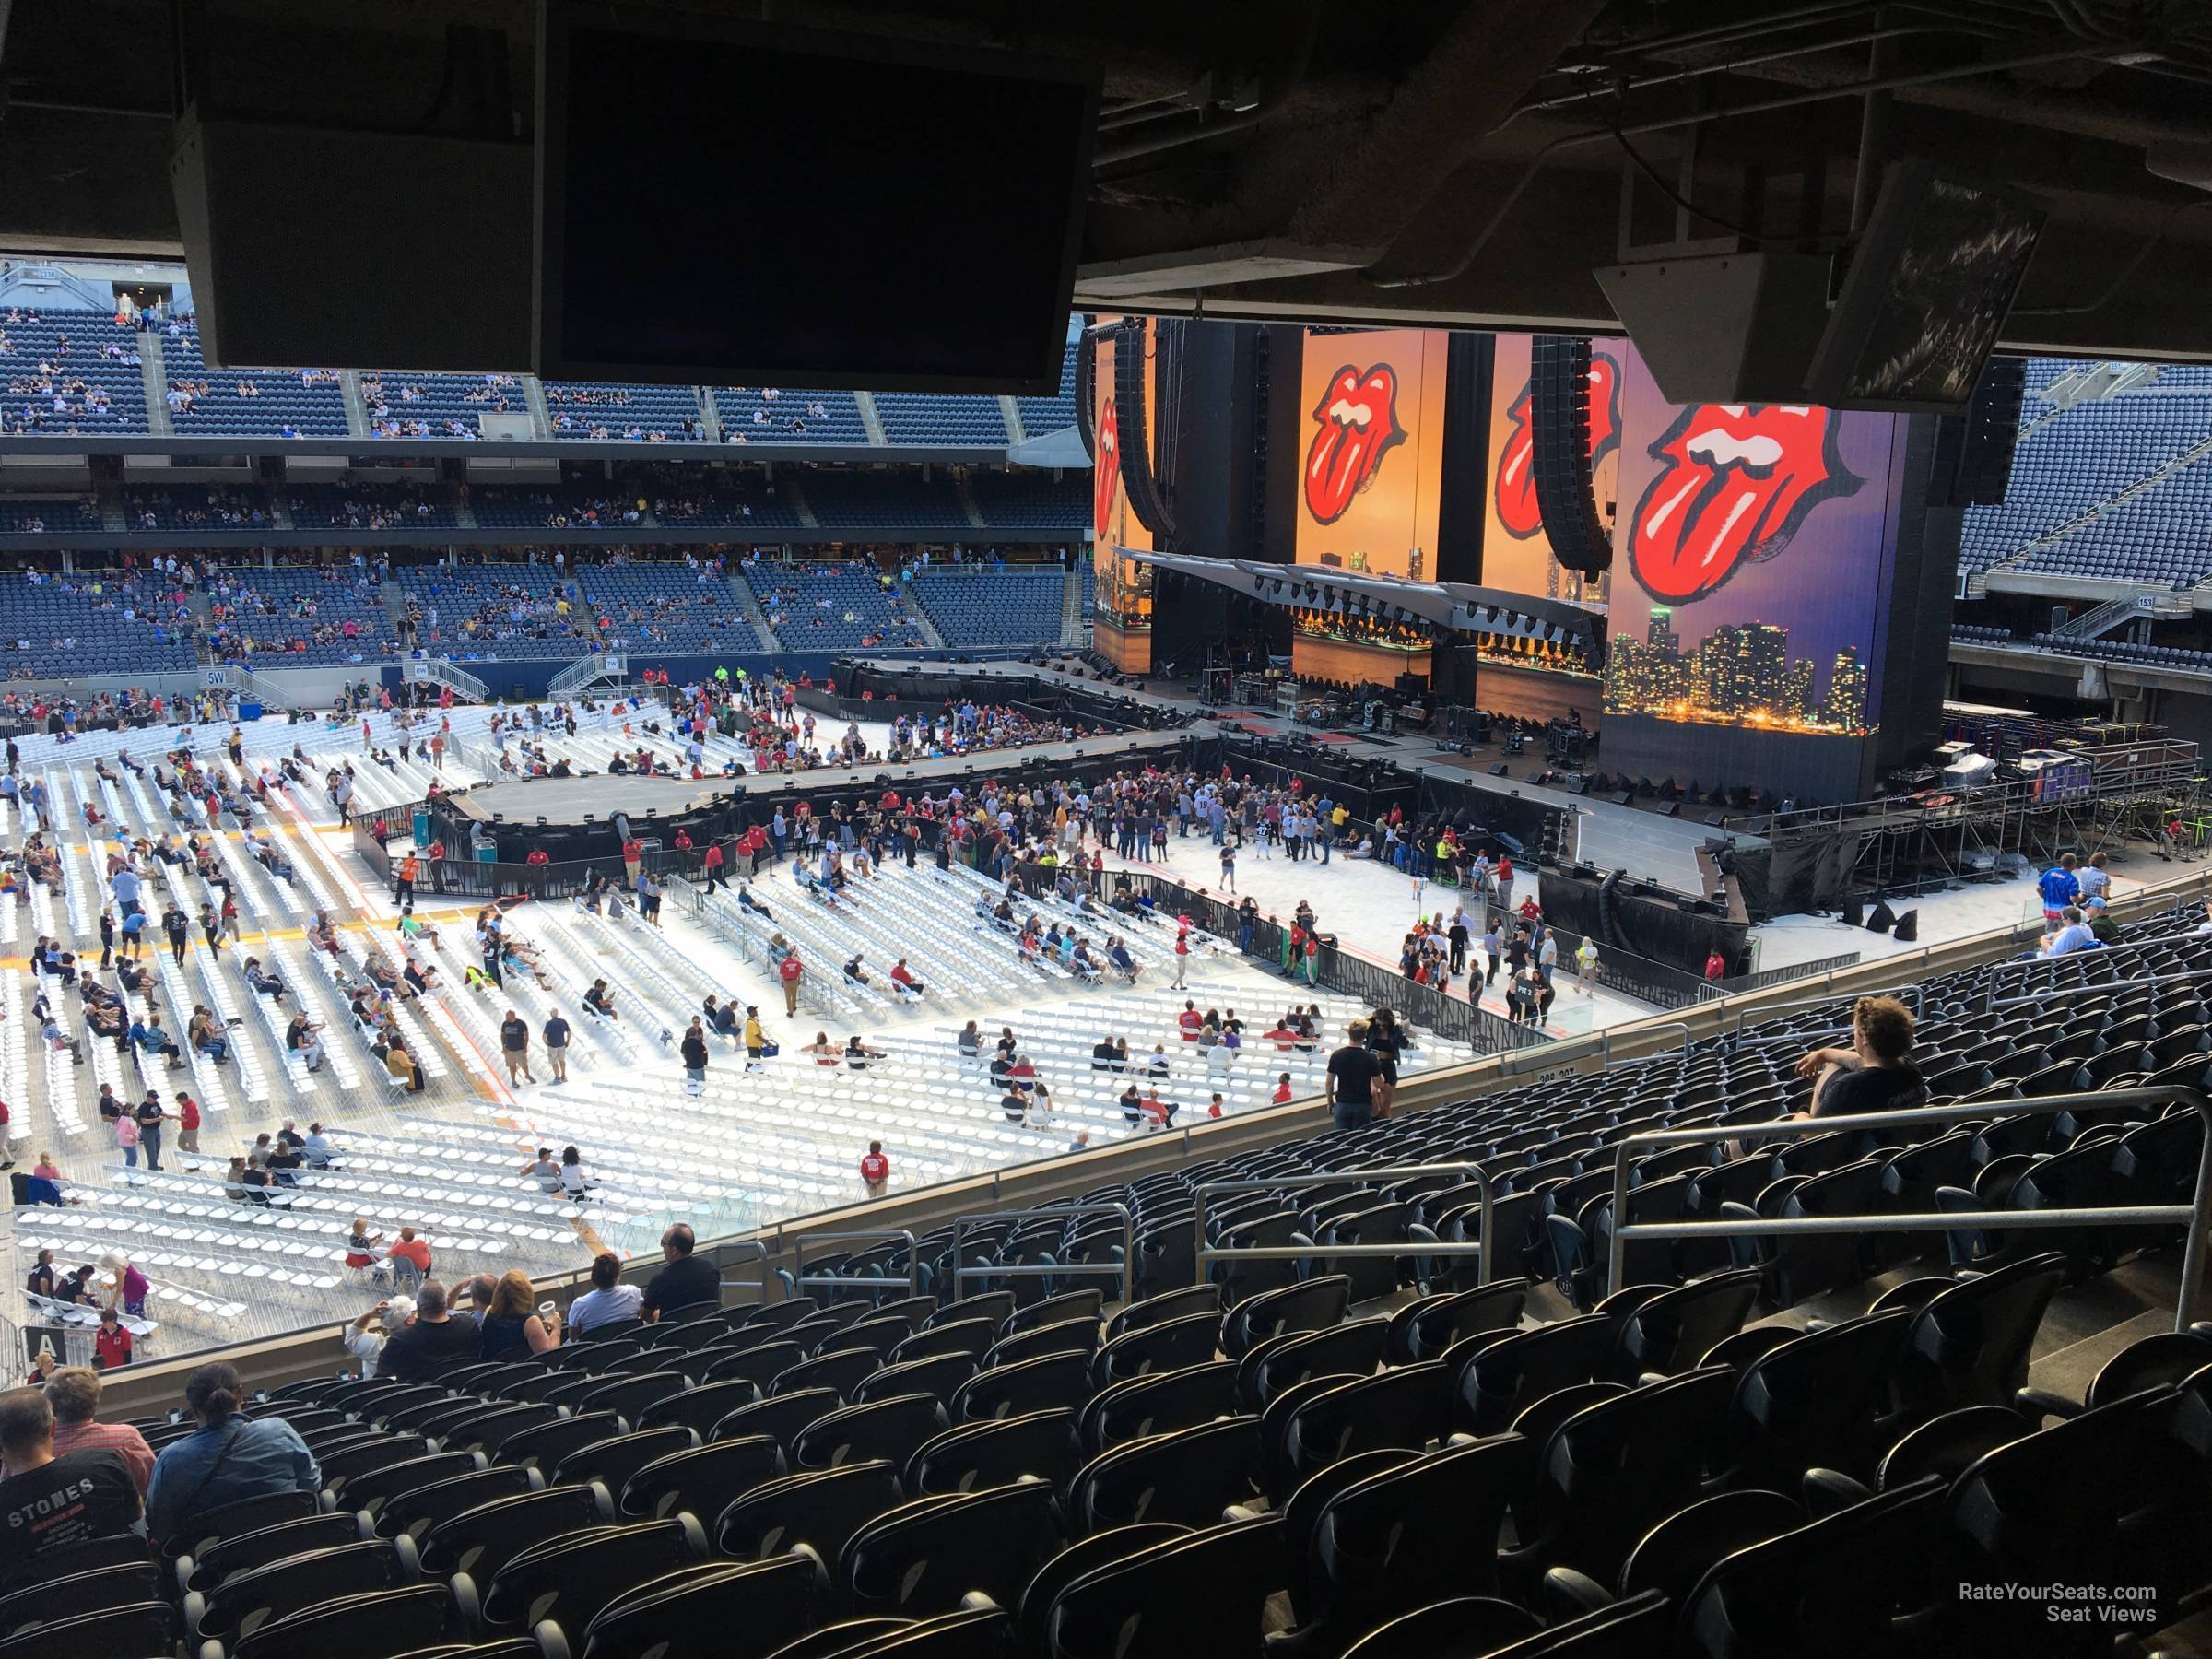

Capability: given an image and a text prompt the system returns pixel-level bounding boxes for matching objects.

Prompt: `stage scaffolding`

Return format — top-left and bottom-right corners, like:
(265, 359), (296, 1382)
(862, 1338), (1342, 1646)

(1764, 738), (2205, 897)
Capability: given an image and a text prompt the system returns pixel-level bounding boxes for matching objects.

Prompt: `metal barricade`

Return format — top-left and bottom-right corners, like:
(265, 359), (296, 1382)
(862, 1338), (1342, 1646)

(1603, 1087), (2210, 1329)
(787, 1228), (921, 1299)
(1193, 1163), (1494, 1288)
(950, 1203), (1135, 1306)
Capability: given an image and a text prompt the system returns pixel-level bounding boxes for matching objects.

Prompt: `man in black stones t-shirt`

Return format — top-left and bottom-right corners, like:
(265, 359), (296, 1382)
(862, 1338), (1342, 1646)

(0, 1387), (140, 1576)
(1325, 1024), (1382, 1132)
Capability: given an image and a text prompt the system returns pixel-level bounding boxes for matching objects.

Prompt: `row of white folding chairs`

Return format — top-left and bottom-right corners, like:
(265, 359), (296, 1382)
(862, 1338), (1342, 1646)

(119, 1160), (525, 1253)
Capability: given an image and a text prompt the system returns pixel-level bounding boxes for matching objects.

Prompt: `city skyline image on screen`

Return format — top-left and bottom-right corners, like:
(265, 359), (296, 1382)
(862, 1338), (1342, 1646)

(1600, 340), (1910, 759)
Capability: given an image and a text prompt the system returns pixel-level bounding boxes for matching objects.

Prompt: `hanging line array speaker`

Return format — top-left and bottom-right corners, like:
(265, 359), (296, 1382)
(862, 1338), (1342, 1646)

(1529, 334), (1612, 578)
(1113, 318), (1176, 540)
(1926, 353), (2027, 508)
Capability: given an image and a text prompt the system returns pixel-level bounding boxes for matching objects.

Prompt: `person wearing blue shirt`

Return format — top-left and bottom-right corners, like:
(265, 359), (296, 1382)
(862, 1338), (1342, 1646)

(2036, 854), (2079, 923)
(143, 1363), (319, 1546)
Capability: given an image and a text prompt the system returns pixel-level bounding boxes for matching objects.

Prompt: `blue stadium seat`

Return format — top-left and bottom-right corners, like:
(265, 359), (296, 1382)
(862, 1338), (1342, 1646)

(873, 393), (1006, 446)
(0, 570), (197, 677)
(395, 564), (594, 661)
(161, 324), (348, 436)
(909, 566), (1067, 649)
(712, 387), (868, 444)
(578, 562), (768, 653)
(0, 307), (150, 435)
(753, 561), (930, 651)
(206, 565), (395, 665)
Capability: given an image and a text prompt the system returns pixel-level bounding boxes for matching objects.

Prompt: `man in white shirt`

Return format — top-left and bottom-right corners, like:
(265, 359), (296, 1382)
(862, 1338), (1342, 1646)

(2039, 906), (2099, 957)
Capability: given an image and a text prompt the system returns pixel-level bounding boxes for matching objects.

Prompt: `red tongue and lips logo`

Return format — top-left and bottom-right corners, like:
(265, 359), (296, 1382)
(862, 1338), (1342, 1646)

(1494, 353), (1621, 539)
(1628, 403), (1862, 604)
(1093, 393), (1122, 535)
(1303, 365), (1406, 525)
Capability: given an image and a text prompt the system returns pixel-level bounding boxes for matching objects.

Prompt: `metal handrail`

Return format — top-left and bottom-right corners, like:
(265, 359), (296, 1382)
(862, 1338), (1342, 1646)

(789, 1228), (920, 1299)
(1982, 964), (2212, 1017)
(1603, 1087), (2210, 1329)
(1729, 981), (1924, 1037)
(1193, 1162), (1493, 1288)
(951, 1202), (1135, 1306)
(1603, 1022), (1695, 1067)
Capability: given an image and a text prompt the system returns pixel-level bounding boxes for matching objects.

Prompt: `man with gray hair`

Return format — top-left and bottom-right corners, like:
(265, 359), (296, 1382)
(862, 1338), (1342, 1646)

(0, 1386), (141, 1573)
(43, 1365), (154, 1496)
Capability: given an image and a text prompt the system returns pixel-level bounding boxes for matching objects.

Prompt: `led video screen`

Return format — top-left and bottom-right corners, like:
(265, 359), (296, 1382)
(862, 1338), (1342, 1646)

(1599, 340), (1912, 802)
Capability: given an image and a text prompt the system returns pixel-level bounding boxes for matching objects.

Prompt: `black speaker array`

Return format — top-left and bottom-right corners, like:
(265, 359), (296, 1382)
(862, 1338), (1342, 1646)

(1529, 335), (1613, 578)
(1927, 354), (2027, 508)
(1113, 321), (1175, 540)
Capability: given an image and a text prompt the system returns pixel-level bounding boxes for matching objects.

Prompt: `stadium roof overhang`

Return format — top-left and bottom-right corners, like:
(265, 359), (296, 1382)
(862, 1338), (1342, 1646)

(11, 3), (2212, 359)
(1112, 547), (1605, 665)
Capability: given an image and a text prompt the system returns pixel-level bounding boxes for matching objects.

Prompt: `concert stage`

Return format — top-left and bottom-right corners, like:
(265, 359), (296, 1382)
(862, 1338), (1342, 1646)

(451, 774), (730, 825)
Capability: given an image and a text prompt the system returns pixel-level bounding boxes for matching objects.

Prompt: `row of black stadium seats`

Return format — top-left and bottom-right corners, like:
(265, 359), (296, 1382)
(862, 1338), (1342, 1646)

(26, 1261), (2211, 1658)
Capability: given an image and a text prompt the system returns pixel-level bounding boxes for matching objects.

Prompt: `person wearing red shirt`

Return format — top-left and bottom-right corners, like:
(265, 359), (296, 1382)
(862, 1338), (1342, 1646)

(1272, 1073), (1294, 1106)
(622, 837), (643, 882)
(860, 1141), (890, 1198)
(175, 1092), (200, 1156)
(672, 830), (693, 854)
(385, 1228), (432, 1282)
(778, 950), (804, 1017)
(93, 1307), (132, 1370)
(525, 848), (549, 868)
(1172, 927), (1191, 989)
(1177, 1003), (1204, 1042)
(702, 841), (726, 894)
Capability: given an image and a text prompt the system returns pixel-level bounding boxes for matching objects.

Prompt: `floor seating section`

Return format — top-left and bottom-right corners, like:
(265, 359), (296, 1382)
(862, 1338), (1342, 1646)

(754, 562), (933, 651)
(0, 307), (151, 434)
(0, 570), (196, 677)
(909, 568), (1067, 648)
(579, 563), (768, 653)
(162, 325), (349, 436)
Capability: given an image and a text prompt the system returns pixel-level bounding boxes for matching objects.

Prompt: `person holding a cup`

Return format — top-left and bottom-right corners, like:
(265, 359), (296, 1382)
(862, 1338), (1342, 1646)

(477, 1269), (561, 1357)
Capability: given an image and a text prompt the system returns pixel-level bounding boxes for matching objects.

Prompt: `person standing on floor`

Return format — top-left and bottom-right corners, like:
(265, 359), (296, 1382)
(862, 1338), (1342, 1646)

(860, 1140), (889, 1199)
(681, 1018), (710, 1095)
(542, 1008), (571, 1084)
(133, 1093), (171, 1172)
(1172, 925), (1190, 989)
(778, 949), (804, 1018)
(500, 1009), (535, 1086)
